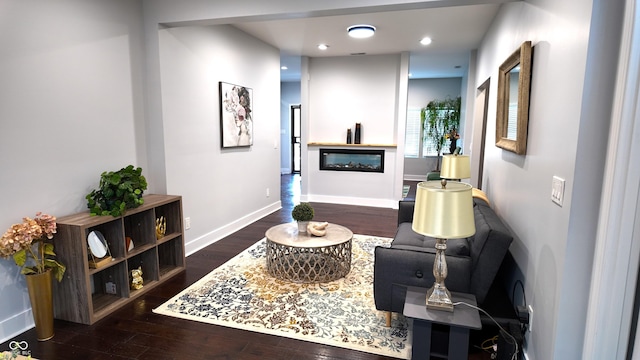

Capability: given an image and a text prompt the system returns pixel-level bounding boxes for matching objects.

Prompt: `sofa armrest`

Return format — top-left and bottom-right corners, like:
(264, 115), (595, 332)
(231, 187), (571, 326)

(470, 231), (513, 304)
(373, 246), (472, 313)
(398, 200), (415, 226)
(468, 205), (514, 304)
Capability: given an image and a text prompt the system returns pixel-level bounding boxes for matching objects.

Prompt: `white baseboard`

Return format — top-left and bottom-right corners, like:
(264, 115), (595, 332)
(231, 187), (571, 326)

(404, 174), (427, 181)
(184, 201), (282, 256)
(0, 309), (34, 344)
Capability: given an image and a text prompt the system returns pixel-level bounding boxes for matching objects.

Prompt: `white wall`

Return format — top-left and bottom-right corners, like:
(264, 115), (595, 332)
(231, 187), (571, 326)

(0, 0), (146, 341)
(304, 55), (402, 207)
(158, 25), (282, 255)
(280, 82), (301, 174)
(404, 77), (462, 180)
(308, 55), (400, 144)
(475, 1), (595, 359)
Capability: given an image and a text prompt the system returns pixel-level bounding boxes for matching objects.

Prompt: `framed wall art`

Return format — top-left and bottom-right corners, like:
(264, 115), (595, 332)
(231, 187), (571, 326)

(496, 41), (532, 155)
(219, 81), (253, 148)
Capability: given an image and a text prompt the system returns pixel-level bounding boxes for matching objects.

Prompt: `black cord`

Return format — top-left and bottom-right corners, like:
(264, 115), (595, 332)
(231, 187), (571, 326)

(513, 279), (528, 335)
(513, 279), (526, 313)
(454, 301), (519, 360)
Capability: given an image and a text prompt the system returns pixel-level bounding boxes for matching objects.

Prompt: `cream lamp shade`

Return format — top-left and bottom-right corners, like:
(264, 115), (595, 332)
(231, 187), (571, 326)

(412, 181), (475, 239)
(412, 180), (476, 311)
(440, 155), (471, 180)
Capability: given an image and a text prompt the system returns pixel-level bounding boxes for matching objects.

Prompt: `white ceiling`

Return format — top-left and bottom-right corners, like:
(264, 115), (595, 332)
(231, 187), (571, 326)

(232, 4), (501, 81)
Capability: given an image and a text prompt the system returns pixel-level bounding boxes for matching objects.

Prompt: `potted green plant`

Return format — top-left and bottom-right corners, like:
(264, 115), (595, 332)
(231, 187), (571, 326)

(86, 165), (148, 217)
(420, 96), (461, 174)
(291, 202), (314, 233)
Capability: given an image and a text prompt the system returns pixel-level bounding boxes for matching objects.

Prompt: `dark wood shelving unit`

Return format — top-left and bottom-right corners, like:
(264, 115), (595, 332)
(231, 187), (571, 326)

(52, 194), (185, 325)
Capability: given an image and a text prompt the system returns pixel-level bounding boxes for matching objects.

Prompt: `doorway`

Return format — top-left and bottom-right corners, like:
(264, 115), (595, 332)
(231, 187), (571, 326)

(291, 104), (301, 174)
(470, 78), (490, 189)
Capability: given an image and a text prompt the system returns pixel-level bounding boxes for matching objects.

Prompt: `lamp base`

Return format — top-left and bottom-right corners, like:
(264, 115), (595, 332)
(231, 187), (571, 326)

(426, 283), (454, 312)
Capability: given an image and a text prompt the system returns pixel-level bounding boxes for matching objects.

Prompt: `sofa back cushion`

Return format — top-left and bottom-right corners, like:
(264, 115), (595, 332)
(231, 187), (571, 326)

(393, 223), (470, 256)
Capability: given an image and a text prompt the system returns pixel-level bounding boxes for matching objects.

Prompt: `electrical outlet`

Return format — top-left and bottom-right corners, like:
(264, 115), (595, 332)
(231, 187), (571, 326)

(551, 176), (565, 206)
(184, 217), (191, 230)
(528, 305), (534, 332)
(266, 188), (270, 197)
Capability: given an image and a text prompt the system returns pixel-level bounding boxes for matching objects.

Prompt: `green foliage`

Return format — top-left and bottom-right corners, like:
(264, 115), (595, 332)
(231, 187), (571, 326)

(420, 96), (461, 170)
(13, 243), (66, 282)
(86, 165), (148, 217)
(12, 249), (26, 267)
(292, 202), (314, 222)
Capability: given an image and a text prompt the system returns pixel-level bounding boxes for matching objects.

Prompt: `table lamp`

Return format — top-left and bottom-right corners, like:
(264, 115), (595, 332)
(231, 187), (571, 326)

(440, 154), (471, 181)
(412, 181), (475, 311)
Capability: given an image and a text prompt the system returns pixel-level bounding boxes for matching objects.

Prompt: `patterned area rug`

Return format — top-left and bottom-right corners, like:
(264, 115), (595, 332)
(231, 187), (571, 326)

(153, 234), (410, 359)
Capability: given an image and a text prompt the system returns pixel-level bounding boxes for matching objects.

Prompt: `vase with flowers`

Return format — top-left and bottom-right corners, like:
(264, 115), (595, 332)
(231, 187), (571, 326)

(0, 212), (66, 341)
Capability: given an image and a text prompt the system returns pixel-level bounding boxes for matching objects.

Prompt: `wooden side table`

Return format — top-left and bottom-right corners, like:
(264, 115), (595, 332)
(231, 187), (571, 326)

(403, 286), (482, 360)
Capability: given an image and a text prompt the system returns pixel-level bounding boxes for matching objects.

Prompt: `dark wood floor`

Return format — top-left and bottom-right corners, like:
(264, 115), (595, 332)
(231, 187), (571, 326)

(1, 175), (492, 359)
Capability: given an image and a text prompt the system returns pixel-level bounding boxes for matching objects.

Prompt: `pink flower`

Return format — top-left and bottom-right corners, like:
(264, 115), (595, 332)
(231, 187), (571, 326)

(0, 212), (66, 281)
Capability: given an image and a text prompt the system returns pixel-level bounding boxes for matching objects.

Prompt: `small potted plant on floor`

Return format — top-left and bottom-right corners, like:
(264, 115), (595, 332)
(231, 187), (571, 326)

(292, 203), (314, 233)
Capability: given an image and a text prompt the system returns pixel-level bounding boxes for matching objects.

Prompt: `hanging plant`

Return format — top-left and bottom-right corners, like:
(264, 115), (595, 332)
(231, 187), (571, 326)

(86, 165), (148, 217)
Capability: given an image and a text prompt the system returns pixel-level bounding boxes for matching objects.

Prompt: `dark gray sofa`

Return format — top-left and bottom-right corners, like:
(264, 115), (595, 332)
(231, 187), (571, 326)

(374, 197), (513, 322)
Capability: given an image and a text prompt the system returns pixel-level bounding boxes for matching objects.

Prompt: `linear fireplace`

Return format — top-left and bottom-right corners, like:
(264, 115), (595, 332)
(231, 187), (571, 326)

(319, 148), (385, 173)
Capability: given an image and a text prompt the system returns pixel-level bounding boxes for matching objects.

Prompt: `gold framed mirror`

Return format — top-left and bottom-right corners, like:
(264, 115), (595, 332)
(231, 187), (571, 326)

(496, 41), (532, 155)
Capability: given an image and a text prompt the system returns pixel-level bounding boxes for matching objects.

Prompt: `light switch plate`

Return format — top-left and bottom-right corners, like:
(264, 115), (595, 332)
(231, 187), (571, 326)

(551, 176), (565, 206)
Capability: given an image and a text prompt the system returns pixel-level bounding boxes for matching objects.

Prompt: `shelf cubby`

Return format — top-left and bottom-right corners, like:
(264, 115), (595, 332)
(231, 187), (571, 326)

(86, 219), (124, 259)
(155, 201), (182, 236)
(127, 248), (159, 283)
(124, 209), (155, 249)
(158, 236), (185, 279)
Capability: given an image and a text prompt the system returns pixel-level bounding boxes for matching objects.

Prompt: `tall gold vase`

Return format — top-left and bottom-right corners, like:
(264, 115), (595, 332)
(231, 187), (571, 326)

(25, 270), (54, 341)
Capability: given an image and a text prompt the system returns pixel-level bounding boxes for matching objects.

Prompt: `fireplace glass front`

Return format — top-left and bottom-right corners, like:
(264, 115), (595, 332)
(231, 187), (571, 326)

(319, 148), (384, 173)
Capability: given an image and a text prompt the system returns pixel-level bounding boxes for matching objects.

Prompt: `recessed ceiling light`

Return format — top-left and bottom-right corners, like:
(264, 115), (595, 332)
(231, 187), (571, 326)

(420, 37), (433, 46)
(318, 44), (329, 50)
(281, 66), (288, 70)
(348, 25), (376, 39)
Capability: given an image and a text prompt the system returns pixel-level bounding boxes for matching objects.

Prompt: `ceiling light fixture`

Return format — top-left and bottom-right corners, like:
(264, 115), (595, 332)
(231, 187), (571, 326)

(420, 37), (433, 46)
(281, 66), (288, 70)
(318, 44), (329, 50)
(348, 25), (376, 39)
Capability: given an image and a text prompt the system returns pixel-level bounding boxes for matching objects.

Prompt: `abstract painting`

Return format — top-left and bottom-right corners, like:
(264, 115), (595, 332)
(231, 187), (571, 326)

(219, 82), (253, 148)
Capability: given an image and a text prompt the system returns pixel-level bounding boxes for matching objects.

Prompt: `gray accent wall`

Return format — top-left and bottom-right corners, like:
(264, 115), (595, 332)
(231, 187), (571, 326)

(475, 1), (605, 359)
(0, 0), (147, 341)
(157, 25), (282, 256)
